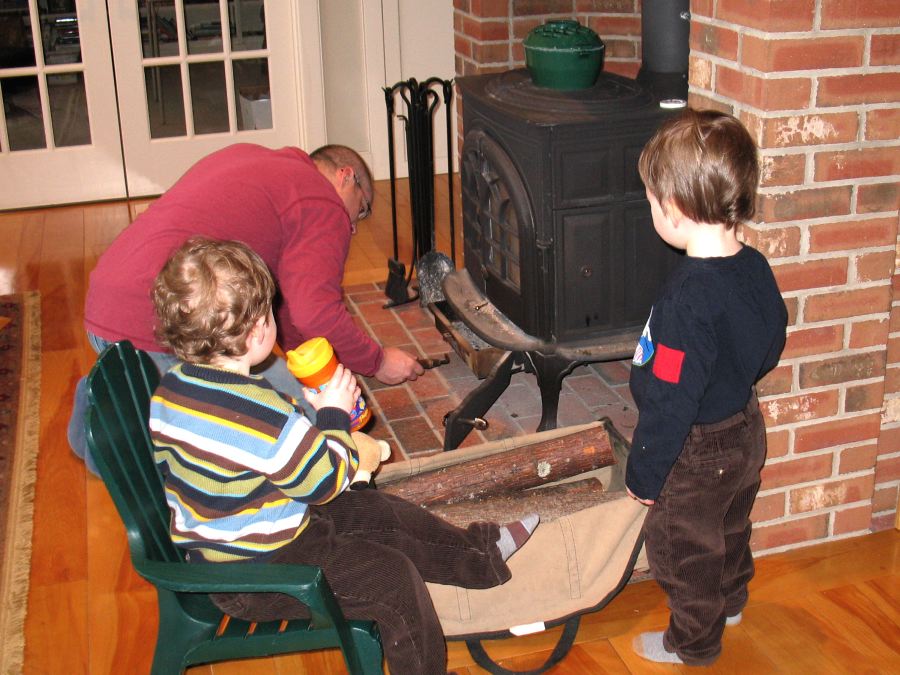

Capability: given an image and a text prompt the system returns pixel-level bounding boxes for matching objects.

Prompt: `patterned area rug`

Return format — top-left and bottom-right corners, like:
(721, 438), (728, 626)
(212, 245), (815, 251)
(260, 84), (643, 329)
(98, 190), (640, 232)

(0, 292), (41, 675)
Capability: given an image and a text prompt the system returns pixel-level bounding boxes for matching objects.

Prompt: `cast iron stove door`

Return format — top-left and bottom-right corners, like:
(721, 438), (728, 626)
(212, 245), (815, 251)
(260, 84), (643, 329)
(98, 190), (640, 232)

(461, 129), (537, 333)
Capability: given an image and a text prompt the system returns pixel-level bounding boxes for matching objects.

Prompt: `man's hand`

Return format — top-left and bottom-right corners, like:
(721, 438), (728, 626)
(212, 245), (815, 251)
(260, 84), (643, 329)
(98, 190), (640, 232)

(373, 347), (425, 384)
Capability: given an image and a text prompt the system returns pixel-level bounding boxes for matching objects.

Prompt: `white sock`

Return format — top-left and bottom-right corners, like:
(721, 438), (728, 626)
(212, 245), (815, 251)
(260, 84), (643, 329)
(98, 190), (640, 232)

(632, 631), (683, 664)
(726, 611), (742, 626)
(496, 513), (540, 561)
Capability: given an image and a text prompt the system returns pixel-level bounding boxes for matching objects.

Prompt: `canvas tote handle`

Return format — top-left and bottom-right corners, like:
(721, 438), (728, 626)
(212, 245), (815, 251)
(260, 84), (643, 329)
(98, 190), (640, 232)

(465, 616), (580, 674)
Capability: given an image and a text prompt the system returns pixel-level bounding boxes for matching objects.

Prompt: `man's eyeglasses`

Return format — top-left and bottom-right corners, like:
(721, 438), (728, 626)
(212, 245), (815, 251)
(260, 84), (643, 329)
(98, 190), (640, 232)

(352, 173), (371, 221)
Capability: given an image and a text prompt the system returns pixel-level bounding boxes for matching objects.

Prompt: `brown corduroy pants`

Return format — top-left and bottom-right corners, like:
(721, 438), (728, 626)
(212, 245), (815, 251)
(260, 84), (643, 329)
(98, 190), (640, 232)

(643, 393), (767, 666)
(209, 489), (511, 675)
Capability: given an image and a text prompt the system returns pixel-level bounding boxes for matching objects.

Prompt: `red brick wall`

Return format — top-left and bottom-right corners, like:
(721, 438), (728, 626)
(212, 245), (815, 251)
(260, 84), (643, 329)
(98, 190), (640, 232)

(688, 0), (900, 551)
(453, 0), (900, 552)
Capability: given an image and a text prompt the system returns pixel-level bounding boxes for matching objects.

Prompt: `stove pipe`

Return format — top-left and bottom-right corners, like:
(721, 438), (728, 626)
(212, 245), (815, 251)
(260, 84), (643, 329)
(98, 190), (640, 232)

(636, 0), (691, 101)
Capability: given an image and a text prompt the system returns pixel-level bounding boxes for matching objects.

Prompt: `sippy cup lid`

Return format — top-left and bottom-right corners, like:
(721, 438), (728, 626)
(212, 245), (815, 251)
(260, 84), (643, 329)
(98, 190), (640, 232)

(286, 337), (335, 379)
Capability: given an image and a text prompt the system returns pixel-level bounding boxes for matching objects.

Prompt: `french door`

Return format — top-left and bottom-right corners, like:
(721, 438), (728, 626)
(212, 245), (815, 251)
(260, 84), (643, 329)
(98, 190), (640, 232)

(0, 0), (301, 210)
(108, 0), (299, 196)
(0, 1), (124, 209)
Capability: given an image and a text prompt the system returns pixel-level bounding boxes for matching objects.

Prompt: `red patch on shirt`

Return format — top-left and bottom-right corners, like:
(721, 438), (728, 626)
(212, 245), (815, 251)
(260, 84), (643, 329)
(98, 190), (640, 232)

(652, 343), (685, 383)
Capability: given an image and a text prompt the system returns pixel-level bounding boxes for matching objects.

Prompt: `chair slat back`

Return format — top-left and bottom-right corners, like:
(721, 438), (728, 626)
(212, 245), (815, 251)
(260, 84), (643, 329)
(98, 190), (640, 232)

(85, 341), (183, 565)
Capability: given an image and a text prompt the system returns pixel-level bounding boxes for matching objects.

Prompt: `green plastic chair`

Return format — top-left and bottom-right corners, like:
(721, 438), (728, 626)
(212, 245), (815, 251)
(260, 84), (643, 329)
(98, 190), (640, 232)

(84, 341), (383, 674)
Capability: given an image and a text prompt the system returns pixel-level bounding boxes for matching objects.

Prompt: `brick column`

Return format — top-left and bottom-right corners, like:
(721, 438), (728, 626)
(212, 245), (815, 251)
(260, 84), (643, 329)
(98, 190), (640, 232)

(689, 0), (900, 549)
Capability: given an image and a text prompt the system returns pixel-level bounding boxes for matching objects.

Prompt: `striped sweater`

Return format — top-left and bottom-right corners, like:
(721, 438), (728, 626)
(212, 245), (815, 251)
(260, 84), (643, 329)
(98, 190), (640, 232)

(149, 362), (359, 562)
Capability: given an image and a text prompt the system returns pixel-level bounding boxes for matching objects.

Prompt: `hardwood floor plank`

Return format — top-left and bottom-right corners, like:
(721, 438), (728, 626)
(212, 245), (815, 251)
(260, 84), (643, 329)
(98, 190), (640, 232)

(89, 588), (157, 674)
(806, 581), (900, 669)
(562, 641), (631, 674)
(38, 207), (86, 351)
(744, 531), (900, 607)
(28, 348), (88, 588)
(0, 210), (43, 294)
(738, 601), (851, 673)
(24, 581), (89, 673)
(267, 649), (349, 674)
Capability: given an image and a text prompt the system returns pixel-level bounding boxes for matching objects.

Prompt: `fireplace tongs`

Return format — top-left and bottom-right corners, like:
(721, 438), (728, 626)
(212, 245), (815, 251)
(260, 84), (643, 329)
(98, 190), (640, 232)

(437, 269), (639, 450)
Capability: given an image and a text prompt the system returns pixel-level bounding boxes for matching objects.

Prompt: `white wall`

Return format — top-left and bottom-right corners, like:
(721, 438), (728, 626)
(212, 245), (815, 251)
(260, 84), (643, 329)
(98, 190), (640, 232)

(317, 0), (456, 178)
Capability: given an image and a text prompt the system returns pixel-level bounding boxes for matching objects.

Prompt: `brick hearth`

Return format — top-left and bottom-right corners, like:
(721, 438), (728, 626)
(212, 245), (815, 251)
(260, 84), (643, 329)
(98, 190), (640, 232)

(344, 282), (638, 463)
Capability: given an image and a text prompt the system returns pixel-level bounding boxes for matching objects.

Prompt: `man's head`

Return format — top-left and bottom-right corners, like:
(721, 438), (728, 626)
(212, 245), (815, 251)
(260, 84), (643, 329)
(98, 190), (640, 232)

(152, 237), (275, 364)
(638, 108), (758, 230)
(310, 144), (374, 232)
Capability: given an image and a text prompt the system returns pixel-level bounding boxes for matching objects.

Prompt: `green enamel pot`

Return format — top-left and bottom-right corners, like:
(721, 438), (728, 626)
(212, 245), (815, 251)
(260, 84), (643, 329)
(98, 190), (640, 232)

(524, 20), (605, 90)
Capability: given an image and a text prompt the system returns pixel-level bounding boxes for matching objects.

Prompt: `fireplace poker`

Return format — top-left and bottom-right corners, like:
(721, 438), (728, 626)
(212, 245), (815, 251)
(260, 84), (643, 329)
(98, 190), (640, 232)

(382, 85), (417, 308)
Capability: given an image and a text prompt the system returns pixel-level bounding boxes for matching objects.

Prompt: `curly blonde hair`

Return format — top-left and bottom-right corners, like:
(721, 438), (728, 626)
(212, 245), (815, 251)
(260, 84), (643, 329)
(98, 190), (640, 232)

(152, 237), (275, 363)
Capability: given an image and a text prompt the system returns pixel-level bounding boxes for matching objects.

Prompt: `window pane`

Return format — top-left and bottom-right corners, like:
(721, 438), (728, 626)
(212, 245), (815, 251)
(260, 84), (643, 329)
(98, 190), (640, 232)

(234, 58), (270, 130)
(186, 1), (224, 55)
(40, 1), (82, 66)
(2, 76), (46, 151)
(229, 0), (266, 52)
(47, 72), (90, 146)
(138, 0), (180, 59)
(189, 61), (227, 134)
(0, 4), (36, 68)
(144, 65), (186, 138)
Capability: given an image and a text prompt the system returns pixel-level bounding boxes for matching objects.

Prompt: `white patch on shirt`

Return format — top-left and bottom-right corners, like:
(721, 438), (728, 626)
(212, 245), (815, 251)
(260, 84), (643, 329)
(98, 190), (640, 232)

(633, 309), (654, 367)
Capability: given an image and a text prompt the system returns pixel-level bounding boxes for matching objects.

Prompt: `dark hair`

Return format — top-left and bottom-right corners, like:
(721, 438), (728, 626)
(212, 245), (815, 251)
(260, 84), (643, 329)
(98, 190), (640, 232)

(310, 144), (373, 196)
(152, 237), (275, 363)
(638, 108), (759, 230)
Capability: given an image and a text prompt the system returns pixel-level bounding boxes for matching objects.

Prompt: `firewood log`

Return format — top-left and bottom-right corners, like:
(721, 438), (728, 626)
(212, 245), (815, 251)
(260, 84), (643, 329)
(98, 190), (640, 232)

(426, 478), (624, 527)
(379, 424), (616, 507)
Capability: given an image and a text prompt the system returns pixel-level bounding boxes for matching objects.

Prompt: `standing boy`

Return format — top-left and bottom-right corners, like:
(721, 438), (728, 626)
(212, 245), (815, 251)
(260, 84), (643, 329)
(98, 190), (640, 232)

(625, 109), (787, 665)
(148, 237), (538, 675)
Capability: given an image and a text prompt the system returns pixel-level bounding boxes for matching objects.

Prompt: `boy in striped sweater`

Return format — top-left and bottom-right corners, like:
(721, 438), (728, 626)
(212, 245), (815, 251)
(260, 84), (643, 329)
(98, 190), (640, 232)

(149, 237), (538, 675)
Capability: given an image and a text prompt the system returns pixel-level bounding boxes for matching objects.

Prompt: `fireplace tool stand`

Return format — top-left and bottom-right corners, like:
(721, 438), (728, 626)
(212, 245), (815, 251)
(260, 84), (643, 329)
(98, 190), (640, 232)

(382, 77), (457, 308)
(432, 270), (639, 451)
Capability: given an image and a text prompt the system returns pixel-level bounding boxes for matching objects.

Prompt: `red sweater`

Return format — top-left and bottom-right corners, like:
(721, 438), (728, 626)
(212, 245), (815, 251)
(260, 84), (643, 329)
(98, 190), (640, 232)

(84, 144), (383, 375)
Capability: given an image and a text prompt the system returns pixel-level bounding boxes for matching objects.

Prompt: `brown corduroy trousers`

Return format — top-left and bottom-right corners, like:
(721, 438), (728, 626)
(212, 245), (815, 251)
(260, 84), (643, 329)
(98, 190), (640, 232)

(209, 489), (511, 675)
(643, 393), (767, 666)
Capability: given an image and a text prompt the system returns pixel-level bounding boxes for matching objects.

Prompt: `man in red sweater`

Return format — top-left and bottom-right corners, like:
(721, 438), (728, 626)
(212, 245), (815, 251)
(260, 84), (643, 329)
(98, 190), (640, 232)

(72, 143), (423, 472)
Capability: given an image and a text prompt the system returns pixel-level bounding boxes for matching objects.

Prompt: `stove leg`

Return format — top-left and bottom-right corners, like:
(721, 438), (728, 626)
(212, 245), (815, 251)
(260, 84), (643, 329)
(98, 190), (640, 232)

(527, 352), (580, 432)
(442, 351), (518, 451)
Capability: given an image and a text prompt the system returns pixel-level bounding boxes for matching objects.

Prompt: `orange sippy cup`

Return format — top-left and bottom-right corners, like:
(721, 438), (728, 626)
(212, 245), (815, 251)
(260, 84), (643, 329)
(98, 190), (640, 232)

(286, 337), (372, 432)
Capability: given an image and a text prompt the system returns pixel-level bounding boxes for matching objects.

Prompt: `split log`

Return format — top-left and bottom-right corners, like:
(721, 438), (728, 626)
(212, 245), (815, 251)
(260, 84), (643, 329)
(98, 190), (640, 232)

(379, 424), (616, 507)
(426, 478), (624, 528)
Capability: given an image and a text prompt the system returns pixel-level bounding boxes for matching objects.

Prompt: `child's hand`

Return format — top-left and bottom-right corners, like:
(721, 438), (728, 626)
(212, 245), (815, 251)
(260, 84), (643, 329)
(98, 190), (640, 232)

(626, 486), (655, 506)
(302, 364), (360, 414)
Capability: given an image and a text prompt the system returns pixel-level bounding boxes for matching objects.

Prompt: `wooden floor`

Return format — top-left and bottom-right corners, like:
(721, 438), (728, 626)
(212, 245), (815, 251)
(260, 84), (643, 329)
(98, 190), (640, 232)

(4, 180), (899, 674)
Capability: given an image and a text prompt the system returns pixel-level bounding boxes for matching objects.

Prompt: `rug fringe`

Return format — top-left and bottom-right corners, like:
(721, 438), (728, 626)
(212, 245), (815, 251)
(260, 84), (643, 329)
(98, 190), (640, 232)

(0, 291), (41, 675)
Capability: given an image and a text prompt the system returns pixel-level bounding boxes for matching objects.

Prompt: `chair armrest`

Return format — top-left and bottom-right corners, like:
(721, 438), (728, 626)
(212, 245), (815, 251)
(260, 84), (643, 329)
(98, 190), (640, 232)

(139, 559), (323, 596)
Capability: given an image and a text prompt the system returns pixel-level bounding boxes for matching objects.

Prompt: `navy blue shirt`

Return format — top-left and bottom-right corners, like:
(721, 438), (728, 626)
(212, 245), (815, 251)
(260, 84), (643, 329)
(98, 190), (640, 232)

(626, 244), (787, 501)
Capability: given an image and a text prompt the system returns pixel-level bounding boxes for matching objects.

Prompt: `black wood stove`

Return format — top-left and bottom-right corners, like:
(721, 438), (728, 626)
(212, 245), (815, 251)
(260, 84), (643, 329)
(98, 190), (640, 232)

(433, 68), (684, 450)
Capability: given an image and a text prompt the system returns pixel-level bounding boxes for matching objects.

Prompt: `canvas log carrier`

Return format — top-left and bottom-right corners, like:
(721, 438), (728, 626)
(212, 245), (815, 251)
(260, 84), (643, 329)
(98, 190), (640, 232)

(374, 420), (649, 674)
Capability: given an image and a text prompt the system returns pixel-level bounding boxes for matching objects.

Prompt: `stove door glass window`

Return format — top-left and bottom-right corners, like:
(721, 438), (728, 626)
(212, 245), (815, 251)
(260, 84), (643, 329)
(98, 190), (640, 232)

(462, 130), (534, 291)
